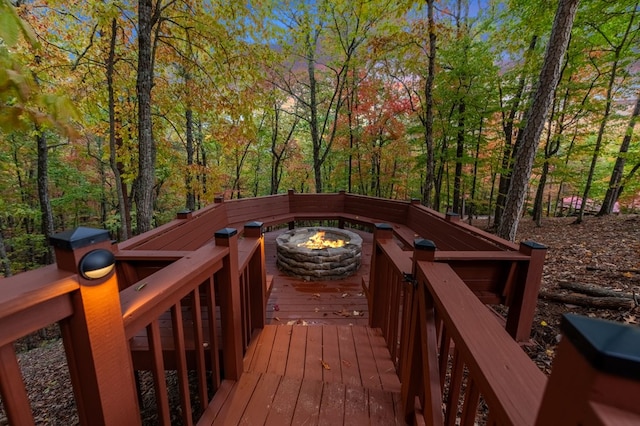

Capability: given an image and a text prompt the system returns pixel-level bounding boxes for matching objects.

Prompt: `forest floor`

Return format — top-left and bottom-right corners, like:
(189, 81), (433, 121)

(1, 214), (639, 424)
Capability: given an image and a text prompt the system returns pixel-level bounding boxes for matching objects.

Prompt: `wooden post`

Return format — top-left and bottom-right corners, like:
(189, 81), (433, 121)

(536, 314), (640, 425)
(214, 195), (224, 204)
(445, 212), (460, 223)
(244, 222), (266, 330)
(338, 190), (346, 228)
(401, 238), (437, 421)
(214, 228), (243, 380)
(369, 223), (394, 328)
(506, 240), (547, 341)
(176, 209), (192, 220)
(50, 227), (141, 426)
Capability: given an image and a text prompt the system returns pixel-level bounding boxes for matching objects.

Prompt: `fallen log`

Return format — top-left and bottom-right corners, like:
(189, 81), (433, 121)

(586, 266), (640, 274)
(539, 291), (637, 310)
(558, 281), (636, 299)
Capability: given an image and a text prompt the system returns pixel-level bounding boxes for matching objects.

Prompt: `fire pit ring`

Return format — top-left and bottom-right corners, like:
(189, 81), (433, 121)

(276, 227), (362, 281)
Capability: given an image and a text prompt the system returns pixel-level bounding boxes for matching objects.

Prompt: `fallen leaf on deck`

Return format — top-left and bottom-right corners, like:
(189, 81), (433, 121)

(334, 310), (351, 317)
(314, 307), (319, 312)
(273, 304), (280, 311)
(342, 293), (349, 298)
(353, 310), (363, 316)
(274, 317), (280, 322)
(321, 360), (331, 370)
(342, 359), (352, 367)
(312, 293), (321, 299)
(287, 319), (309, 326)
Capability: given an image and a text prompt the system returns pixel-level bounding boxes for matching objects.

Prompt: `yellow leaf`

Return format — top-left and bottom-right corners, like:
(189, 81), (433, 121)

(540, 320), (548, 327)
(321, 360), (331, 370)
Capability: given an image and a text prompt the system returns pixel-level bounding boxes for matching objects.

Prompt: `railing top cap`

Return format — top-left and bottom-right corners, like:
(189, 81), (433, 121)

(49, 227), (110, 250)
(562, 313), (640, 381)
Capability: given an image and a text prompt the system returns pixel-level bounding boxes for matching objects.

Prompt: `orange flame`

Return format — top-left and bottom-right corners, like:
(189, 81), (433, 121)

(298, 231), (346, 249)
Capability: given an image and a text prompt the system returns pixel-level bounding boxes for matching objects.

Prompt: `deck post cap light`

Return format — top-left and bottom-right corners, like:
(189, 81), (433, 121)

(79, 249), (116, 281)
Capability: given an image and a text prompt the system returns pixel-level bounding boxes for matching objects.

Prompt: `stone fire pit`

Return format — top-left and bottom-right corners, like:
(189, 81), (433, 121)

(276, 227), (362, 281)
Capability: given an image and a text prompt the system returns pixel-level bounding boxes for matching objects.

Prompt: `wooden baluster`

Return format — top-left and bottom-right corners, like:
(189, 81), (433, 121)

(0, 344), (34, 425)
(369, 223), (394, 329)
(506, 241), (547, 341)
(400, 238), (437, 423)
(536, 314), (640, 425)
(244, 221), (266, 334)
(50, 227), (140, 426)
(214, 228), (243, 380)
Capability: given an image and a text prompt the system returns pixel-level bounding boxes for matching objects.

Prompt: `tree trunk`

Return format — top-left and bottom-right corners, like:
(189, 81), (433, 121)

(185, 107), (195, 211)
(599, 92), (640, 215)
(497, 0), (579, 241)
(106, 18), (130, 241)
(307, 31), (323, 193)
(0, 218), (12, 277)
(36, 130), (54, 264)
(135, 0), (158, 234)
(453, 99), (465, 214)
(577, 4), (637, 223)
(494, 35), (538, 228)
(423, 0), (436, 207)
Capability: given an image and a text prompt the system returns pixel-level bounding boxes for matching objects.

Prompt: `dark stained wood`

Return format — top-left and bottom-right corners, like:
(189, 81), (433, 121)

(0, 344), (34, 426)
(200, 323), (405, 424)
(416, 261), (546, 425)
(264, 376), (302, 425)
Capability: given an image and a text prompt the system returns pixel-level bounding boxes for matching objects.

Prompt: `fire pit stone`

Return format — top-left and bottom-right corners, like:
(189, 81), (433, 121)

(276, 227), (362, 281)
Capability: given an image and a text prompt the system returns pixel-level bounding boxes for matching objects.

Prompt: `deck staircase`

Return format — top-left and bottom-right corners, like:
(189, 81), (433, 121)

(198, 324), (405, 425)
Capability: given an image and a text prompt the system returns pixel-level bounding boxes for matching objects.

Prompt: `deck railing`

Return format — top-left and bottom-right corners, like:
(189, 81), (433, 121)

(1, 192), (637, 425)
(369, 227), (640, 425)
(0, 222), (265, 425)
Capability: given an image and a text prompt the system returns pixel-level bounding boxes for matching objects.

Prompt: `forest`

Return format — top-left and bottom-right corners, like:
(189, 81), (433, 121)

(1, 0), (639, 276)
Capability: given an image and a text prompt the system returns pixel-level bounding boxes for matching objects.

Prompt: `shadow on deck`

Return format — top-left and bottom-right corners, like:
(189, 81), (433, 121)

(199, 229), (405, 425)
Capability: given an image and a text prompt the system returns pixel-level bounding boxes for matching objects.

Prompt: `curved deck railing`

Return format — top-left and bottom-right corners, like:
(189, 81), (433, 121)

(0, 192), (637, 425)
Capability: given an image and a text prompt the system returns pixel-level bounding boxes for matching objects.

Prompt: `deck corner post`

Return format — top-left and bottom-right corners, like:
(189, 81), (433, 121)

(369, 224), (394, 327)
(244, 222), (267, 329)
(214, 195), (224, 204)
(445, 212), (460, 222)
(535, 314), (640, 425)
(506, 240), (548, 341)
(214, 227), (244, 380)
(176, 209), (192, 220)
(50, 227), (140, 426)
(413, 238), (437, 266)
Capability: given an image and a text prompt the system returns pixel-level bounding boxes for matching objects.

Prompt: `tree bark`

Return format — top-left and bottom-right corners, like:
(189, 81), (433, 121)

(106, 18), (130, 241)
(599, 92), (640, 215)
(36, 129), (54, 264)
(135, 0), (158, 234)
(422, 0), (436, 207)
(497, 0), (579, 241)
(539, 291), (636, 310)
(577, 4), (638, 223)
(494, 35), (538, 228)
(0, 218), (11, 277)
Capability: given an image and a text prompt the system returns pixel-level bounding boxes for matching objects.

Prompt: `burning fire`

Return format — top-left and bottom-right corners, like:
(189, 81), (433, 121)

(298, 231), (346, 249)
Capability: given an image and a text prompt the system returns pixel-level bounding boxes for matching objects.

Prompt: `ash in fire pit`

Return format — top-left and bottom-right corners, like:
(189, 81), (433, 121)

(276, 227), (362, 281)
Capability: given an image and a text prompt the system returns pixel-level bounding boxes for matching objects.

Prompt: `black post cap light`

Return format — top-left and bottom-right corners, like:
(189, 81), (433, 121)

(79, 249), (116, 280)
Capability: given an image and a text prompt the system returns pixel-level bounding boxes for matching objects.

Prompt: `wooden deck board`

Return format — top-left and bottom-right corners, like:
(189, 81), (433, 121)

(336, 325), (362, 387)
(318, 382), (346, 425)
(263, 376), (302, 426)
(201, 226), (405, 425)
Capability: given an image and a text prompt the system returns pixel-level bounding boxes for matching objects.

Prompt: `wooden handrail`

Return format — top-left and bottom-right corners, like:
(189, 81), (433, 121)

(413, 260), (547, 425)
(120, 244), (228, 337)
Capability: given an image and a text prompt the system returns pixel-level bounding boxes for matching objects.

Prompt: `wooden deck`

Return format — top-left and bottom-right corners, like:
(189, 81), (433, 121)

(198, 228), (406, 425)
(264, 229), (373, 327)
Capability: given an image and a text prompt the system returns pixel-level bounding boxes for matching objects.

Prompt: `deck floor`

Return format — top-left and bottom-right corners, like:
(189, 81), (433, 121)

(199, 228), (406, 425)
